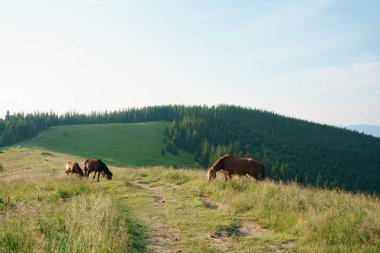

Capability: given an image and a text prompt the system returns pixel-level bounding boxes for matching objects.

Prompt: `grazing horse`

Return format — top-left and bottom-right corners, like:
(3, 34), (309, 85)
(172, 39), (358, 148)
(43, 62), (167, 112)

(207, 154), (265, 182)
(83, 159), (112, 182)
(65, 161), (84, 177)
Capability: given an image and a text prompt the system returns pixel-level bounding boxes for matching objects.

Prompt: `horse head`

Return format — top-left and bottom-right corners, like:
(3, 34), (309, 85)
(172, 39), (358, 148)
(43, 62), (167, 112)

(78, 169), (85, 177)
(105, 171), (112, 180)
(207, 167), (217, 181)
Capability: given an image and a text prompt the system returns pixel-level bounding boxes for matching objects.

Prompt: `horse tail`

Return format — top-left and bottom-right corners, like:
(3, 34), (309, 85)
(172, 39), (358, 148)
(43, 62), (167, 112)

(83, 159), (90, 176)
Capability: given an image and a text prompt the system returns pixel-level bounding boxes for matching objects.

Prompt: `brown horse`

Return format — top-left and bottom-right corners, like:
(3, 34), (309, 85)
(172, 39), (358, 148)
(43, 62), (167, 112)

(65, 161), (84, 177)
(83, 159), (112, 182)
(208, 154), (265, 182)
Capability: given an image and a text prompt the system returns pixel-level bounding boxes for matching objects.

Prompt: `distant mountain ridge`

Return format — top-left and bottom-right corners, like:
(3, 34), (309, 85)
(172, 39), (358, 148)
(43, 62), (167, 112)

(345, 124), (380, 138)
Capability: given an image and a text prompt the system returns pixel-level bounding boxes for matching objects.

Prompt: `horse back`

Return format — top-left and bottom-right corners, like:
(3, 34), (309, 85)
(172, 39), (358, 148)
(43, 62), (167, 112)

(225, 157), (264, 179)
(84, 159), (104, 172)
(230, 157), (252, 173)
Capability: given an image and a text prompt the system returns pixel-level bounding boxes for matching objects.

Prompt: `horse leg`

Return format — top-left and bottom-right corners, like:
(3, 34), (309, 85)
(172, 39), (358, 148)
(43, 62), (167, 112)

(92, 171), (97, 181)
(223, 171), (228, 182)
(224, 172), (232, 182)
(97, 171), (100, 182)
(248, 171), (258, 181)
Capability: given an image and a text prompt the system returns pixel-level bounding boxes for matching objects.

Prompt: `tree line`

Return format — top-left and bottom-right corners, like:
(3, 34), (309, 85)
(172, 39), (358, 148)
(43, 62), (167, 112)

(1, 105), (379, 194)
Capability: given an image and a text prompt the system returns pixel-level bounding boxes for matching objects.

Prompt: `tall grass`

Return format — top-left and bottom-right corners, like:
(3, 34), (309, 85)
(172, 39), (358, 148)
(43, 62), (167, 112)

(127, 168), (380, 252)
(199, 178), (380, 252)
(0, 193), (132, 252)
(0, 148), (143, 253)
(1, 148), (379, 252)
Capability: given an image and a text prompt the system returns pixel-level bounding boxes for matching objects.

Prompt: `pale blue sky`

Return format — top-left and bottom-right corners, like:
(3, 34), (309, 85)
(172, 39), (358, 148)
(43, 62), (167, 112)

(1, 0), (379, 124)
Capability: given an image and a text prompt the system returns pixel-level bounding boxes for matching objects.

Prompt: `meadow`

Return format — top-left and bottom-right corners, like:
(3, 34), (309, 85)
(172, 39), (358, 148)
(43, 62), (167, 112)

(1, 147), (379, 252)
(21, 121), (196, 168)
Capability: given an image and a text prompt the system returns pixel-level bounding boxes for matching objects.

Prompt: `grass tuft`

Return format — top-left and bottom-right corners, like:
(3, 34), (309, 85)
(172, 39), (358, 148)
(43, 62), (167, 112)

(163, 171), (190, 185)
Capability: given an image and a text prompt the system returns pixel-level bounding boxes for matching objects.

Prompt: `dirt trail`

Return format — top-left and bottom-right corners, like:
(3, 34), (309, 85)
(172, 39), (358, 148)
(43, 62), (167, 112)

(131, 181), (180, 253)
(134, 182), (166, 203)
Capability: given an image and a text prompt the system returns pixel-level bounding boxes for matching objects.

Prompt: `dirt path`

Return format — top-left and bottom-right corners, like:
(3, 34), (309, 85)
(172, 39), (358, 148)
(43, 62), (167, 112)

(131, 181), (181, 253)
(109, 177), (290, 252)
(133, 182), (166, 203)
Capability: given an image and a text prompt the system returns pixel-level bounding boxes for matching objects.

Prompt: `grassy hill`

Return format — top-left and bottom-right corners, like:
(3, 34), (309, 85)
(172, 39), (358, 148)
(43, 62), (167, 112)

(2, 105), (380, 194)
(22, 121), (197, 168)
(0, 147), (379, 252)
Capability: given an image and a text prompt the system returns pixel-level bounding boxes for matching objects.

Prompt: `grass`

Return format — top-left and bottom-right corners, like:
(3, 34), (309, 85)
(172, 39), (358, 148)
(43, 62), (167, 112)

(21, 121), (197, 168)
(1, 147), (379, 252)
(0, 148), (145, 253)
(124, 169), (380, 252)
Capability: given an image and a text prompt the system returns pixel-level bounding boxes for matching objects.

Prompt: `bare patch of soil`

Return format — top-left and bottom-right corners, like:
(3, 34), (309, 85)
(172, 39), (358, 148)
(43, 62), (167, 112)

(237, 220), (272, 237)
(201, 194), (219, 209)
(210, 220), (271, 240)
(150, 224), (181, 253)
(281, 240), (295, 250)
(209, 220), (273, 252)
(201, 194), (272, 238)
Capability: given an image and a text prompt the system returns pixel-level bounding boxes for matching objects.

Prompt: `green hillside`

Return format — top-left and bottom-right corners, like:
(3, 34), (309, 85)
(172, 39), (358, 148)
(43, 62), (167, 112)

(2, 105), (380, 194)
(22, 121), (196, 168)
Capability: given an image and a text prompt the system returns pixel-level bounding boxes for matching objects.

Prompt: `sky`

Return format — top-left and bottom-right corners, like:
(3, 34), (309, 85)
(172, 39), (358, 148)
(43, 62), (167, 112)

(1, 0), (380, 125)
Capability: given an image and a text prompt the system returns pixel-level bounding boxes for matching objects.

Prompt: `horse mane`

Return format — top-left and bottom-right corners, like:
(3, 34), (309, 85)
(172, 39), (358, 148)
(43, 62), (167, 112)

(212, 154), (234, 171)
(84, 159), (90, 168)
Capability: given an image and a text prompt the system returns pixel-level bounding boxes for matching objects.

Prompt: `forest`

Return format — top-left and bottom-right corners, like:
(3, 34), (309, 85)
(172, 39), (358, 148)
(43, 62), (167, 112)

(1, 105), (379, 194)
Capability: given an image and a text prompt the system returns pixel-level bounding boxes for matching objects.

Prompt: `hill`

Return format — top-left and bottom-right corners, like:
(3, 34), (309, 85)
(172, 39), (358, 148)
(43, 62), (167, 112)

(164, 106), (380, 194)
(0, 147), (379, 252)
(1, 105), (380, 194)
(22, 121), (196, 168)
